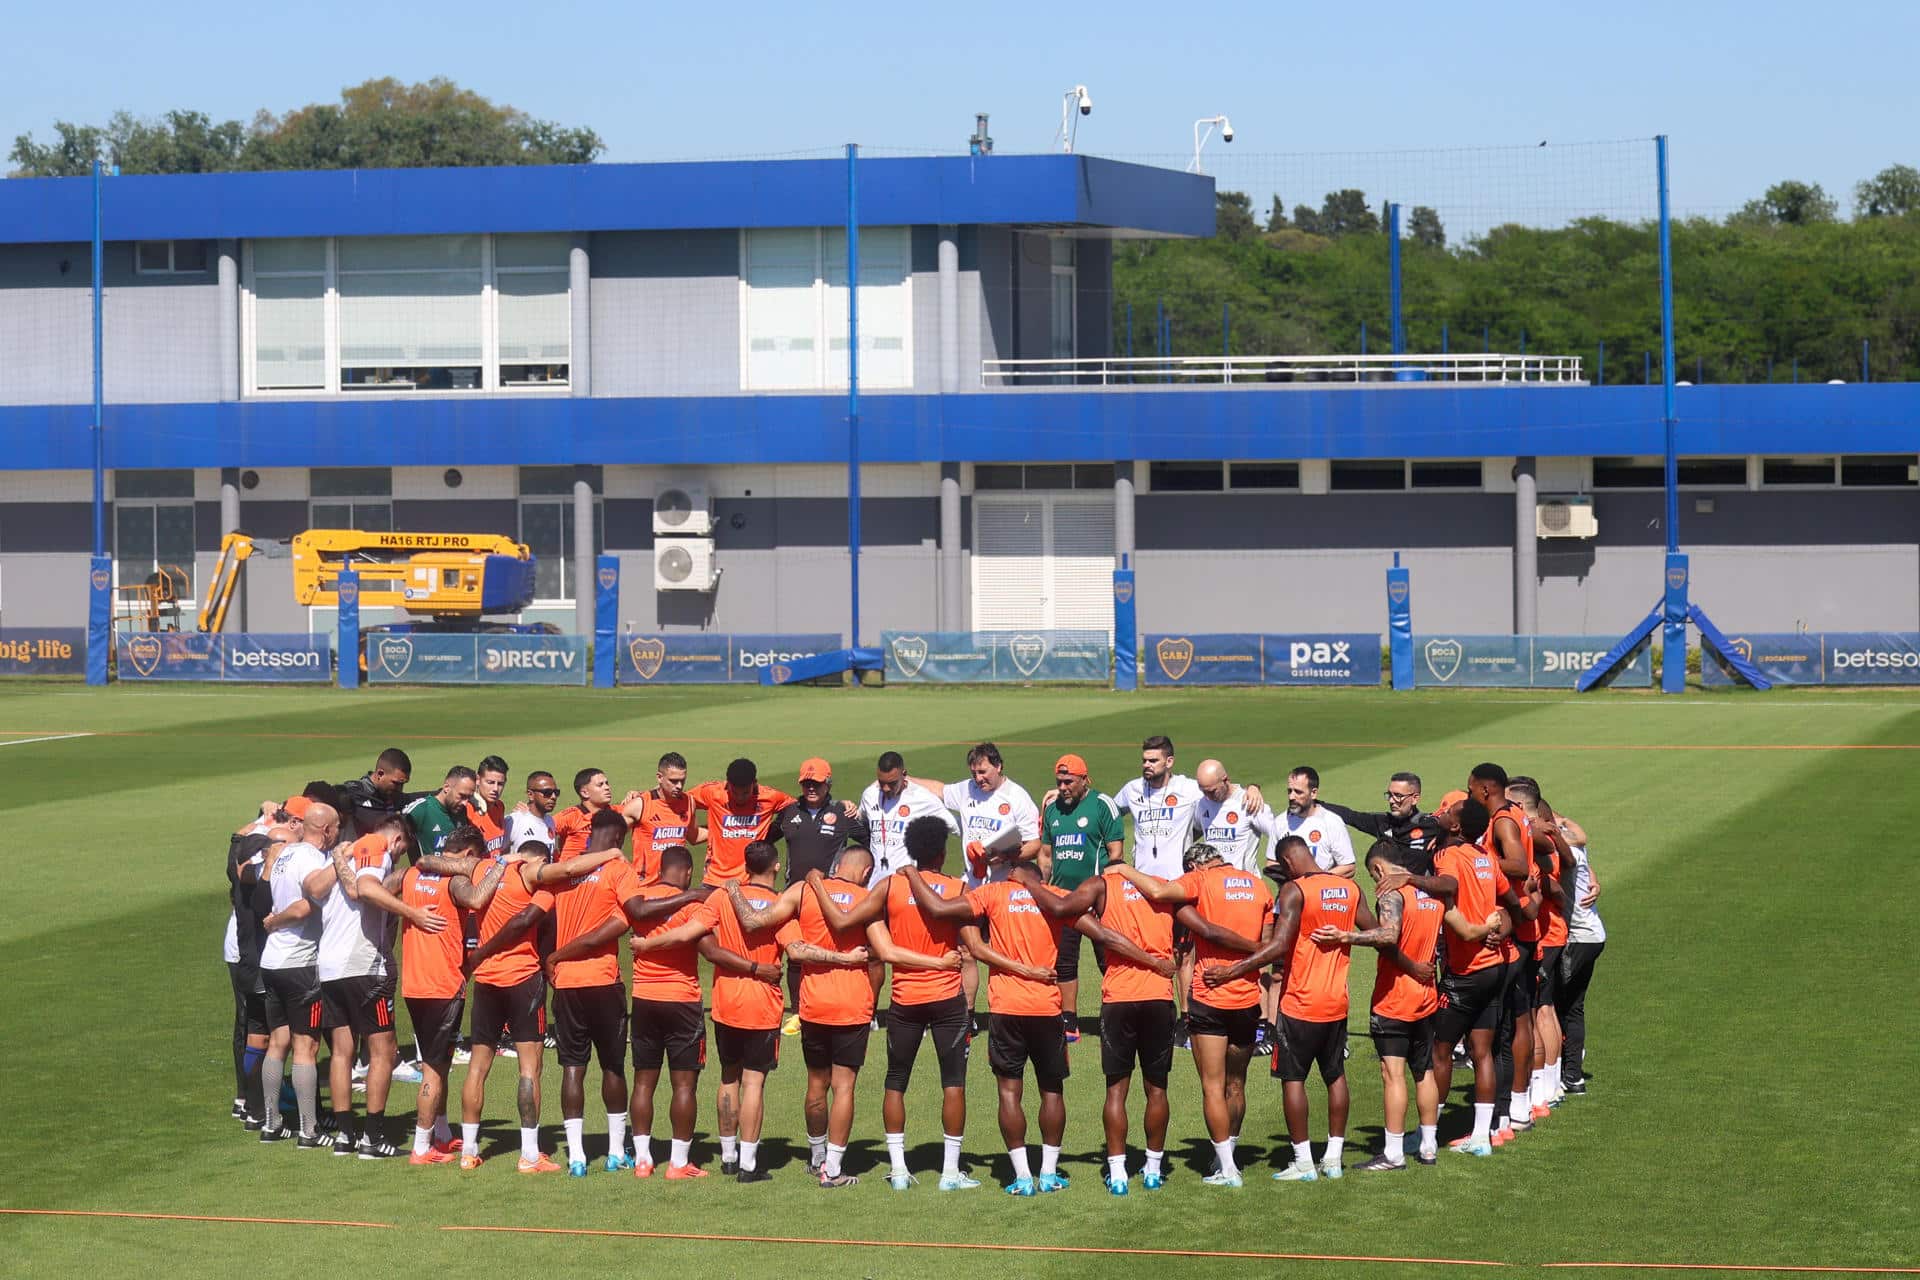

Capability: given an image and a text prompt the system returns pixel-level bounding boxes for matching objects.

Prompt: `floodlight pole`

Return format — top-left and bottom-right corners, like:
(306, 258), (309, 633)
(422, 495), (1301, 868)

(1657, 136), (1678, 555)
(846, 142), (862, 649)
(91, 159), (105, 559)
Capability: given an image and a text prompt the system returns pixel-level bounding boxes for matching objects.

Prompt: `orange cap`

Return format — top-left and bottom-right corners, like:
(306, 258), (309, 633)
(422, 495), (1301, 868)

(1054, 753), (1089, 777)
(1439, 789), (1469, 811)
(283, 795), (314, 819)
(798, 757), (832, 782)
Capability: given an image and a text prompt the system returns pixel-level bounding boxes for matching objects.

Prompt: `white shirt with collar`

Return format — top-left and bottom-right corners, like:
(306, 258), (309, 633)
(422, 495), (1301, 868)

(1260, 804), (1355, 872)
(1192, 785), (1265, 872)
(859, 781), (957, 886)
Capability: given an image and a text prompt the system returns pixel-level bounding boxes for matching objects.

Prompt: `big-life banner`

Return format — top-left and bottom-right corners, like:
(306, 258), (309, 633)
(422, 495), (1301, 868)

(1411, 635), (1651, 688)
(117, 633), (332, 682)
(366, 633), (587, 685)
(617, 633), (842, 685)
(1142, 634), (1380, 687)
(0, 628), (87, 676)
(881, 631), (1110, 684)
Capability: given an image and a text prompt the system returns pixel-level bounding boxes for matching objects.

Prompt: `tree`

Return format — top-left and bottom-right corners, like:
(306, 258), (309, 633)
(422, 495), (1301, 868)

(1734, 180), (1837, 226)
(7, 121), (105, 177)
(1854, 163), (1920, 218)
(1266, 194), (1291, 233)
(1316, 189), (1379, 237)
(1408, 205), (1446, 249)
(1215, 190), (1257, 242)
(1292, 204), (1322, 235)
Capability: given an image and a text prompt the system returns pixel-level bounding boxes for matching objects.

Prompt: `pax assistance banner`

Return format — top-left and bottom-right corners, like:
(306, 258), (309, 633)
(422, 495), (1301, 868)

(1143, 634), (1380, 687)
(117, 633), (331, 683)
(616, 633), (842, 685)
(366, 633), (587, 685)
(1411, 635), (1651, 689)
(880, 631), (1109, 684)
(0, 628), (87, 676)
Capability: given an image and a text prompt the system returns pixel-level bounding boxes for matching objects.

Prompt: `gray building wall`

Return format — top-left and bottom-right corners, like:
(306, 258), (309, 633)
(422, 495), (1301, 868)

(589, 231), (741, 396)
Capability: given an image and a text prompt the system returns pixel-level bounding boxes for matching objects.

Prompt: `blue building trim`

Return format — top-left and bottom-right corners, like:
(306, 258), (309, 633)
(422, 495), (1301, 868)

(1, 385), (1913, 470)
(0, 155), (1215, 244)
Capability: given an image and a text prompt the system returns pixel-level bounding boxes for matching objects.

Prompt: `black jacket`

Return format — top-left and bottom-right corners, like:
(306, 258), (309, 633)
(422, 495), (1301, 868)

(1321, 800), (1443, 873)
(227, 831), (277, 968)
(767, 795), (871, 883)
(338, 774), (418, 839)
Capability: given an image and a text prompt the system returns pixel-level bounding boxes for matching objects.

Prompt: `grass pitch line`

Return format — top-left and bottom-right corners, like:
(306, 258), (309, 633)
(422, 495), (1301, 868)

(1544, 1265), (1920, 1275)
(440, 1223), (1509, 1266)
(0, 733), (93, 748)
(0, 1207), (394, 1230)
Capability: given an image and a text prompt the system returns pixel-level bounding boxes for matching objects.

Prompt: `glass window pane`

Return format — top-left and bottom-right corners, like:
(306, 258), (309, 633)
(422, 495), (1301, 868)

(1050, 237), (1076, 267)
(311, 467), (393, 498)
(495, 234), (571, 270)
(255, 275), (326, 389)
(1762, 457), (1836, 485)
(1678, 458), (1747, 487)
(1841, 455), (1918, 487)
(311, 502), (353, 529)
(1021, 465), (1074, 490)
(1149, 462), (1224, 492)
(1410, 460), (1482, 489)
(497, 271), (571, 363)
(745, 229), (820, 389)
(519, 465), (601, 496)
(1050, 272), (1076, 360)
(1229, 462), (1299, 490)
(521, 502), (564, 600)
(116, 469), (195, 498)
(1072, 464), (1114, 490)
(173, 241), (209, 273)
(1592, 457), (1664, 488)
(137, 242), (171, 272)
(973, 464), (1023, 491)
(116, 505), (156, 570)
(354, 502), (394, 531)
(338, 235), (482, 272)
(254, 238), (326, 274)
(1332, 460), (1408, 491)
(338, 269), (484, 367)
(824, 227), (910, 388)
(155, 505), (196, 596)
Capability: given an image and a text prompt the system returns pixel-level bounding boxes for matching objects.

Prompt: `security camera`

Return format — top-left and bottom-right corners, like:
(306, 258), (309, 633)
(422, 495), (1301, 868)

(1222, 124), (1234, 142)
(1076, 86), (1093, 115)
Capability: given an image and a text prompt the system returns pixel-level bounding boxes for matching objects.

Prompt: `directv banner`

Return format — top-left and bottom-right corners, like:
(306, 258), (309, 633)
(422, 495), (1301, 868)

(367, 634), (587, 685)
(1700, 633), (1825, 687)
(117, 633), (332, 683)
(1412, 635), (1651, 688)
(0, 628), (87, 676)
(881, 631), (1109, 684)
(617, 633), (841, 684)
(1144, 635), (1380, 687)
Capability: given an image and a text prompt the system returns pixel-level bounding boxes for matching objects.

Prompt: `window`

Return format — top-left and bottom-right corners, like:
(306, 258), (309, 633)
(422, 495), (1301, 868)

(1331, 460), (1409, 492)
(518, 468), (603, 601)
(135, 241), (209, 275)
(114, 470), (196, 600)
(1762, 456), (1836, 486)
(495, 235), (571, 386)
(974, 464), (1111, 492)
(251, 239), (326, 391)
(1050, 237), (1077, 362)
(1149, 462), (1224, 492)
(1411, 460), (1483, 489)
(1593, 457), (1748, 488)
(338, 236), (484, 391)
(1229, 462), (1300, 490)
(1841, 455), (1918, 487)
(310, 467), (393, 531)
(742, 227), (911, 390)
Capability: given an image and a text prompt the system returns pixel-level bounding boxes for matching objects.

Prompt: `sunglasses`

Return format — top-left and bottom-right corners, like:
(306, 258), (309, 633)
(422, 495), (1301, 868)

(529, 787), (560, 797)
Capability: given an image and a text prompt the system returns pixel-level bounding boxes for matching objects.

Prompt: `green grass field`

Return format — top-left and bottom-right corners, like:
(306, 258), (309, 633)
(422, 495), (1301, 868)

(2, 683), (1916, 1279)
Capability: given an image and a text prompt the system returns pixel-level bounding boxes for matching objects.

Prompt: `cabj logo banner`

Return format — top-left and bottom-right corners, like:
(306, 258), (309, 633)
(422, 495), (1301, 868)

(0, 628), (88, 677)
(1144, 635), (1379, 686)
(1700, 632), (1825, 687)
(881, 631), (1109, 684)
(117, 633), (330, 682)
(617, 633), (842, 684)
(1412, 635), (1650, 688)
(368, 634), (586, 685)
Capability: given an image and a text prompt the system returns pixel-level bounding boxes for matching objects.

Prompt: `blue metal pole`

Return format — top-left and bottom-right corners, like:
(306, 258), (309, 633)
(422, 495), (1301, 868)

(1598, 340), (1606, 385)
(1645, 350), (1652, 384)
(1657, 135), (1679, 554)
(1441, 322), (1449, 354)
(91, 160), (105, 559)
(1388, 202), (1405, 355)
(846, 142), (861, 648)
(1360, 321), (1368, 356)
(1862, 339), (1869, 383)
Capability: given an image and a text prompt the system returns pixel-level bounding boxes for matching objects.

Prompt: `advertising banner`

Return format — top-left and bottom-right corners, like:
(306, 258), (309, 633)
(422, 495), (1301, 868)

(366, 633), (587, 685)
(1143, 635), (1380, 687)
(117, 633), (331, 682)
(1413, 636), (1650, 688)
(1262, 634), (1383, 686)
(881, 631), (1110, 684)
(616, 633), (842, 685)
(0, 628), (88, 676)
(1821, 632), (1920, 685)
(1700, 632), (1825, 687)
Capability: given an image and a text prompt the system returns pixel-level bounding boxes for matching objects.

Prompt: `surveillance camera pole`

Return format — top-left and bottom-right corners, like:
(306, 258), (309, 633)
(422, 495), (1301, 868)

(1057, 86), (1091, 153)
(1189, 116), (1231, 174)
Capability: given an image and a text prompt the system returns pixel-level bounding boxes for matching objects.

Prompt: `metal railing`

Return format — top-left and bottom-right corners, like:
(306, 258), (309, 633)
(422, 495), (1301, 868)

(981, 353), (1586, 388)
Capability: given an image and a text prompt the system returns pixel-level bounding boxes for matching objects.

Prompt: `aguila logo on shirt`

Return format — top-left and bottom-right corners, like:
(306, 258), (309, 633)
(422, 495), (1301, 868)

(1155, 637), (1194, 682)
(627, 637), (666, 681)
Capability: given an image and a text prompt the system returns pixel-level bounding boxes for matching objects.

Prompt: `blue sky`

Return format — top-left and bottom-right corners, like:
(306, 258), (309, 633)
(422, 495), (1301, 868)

(4, 0), (1911, 219)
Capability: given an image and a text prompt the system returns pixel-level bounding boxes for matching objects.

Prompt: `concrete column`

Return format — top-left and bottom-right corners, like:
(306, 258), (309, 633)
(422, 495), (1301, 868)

(569, 237), (591, 397)
(219, 466), (244, 629)
(938, 227), (960, 393)
(216, 241), (240, 401)
(573, 469), (595, 637)
(1115, 464), (1136, 565)
(939, 463), (963, 629)
(1514, 456), (1538, 634)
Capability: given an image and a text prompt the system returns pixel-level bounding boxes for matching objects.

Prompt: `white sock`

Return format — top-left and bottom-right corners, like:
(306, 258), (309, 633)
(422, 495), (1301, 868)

(1549, 1057), (1563, 1088)
(1144, 1148), (1164, 1176)
(740, 1139), (759, 1172)
(1531, 1070), (1550, 1106)
(808, 1132), (827, 1166)
(608, 1112), (628, 1152)
(1419, 1123), (1438, 1155)
(942, 1133), (963, 1177)
(1324, 1135), (1344, 1164)
(433, 1115), (453, 1144)
(634, 1133), (652, 1166)
(463, 1122), (480, 1152)
(564, 1118), (585, 1164)
(1509, 1091), (1530, 1123)
(1291, 1140), (1311, 1168)
(886, 1132), (908, 1177)
(721, 1135), (739, 1163)
(670, 1137), (691, 1169)
(414, 1125), (433, 1156)
(1040, 1144), (1060, 1176)
(1384, 1130), (1405, 1163)
(823, 1142), (845, 1178)
(1107, 1154), (1127, 1181)
(520, 1126), (539, 1162)
(1472, 1102), (1494, 1143)
(1213, 1139), (1238, 1177)
(1008, 1146), (1031, 1180)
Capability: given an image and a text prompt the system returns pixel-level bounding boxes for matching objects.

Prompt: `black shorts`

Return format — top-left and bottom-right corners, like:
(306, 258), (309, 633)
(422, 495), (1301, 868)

(1433, 964), (1505, 1043)
(1369, 1012), (1434, 1076)
(883, 995), (971, 1092)
(987, 1013), (1069, 1089)
(554, 983), (629, 1071)
(230, 962), (267, 1038)
(1101, 999), (1176, 1087)
(1054, 927), (1106, 985)
(1534, 946), (1566, 1007)
(1504, 954), (1537, 1018)
(471, 974), (547, 1046)
(1187, 998), (1258, 1048)
(632, 998), (707, 1073)
(405, 995), (466, 1065)
(800, 1019), (871, 1071)
(262, 965), (324, 1036)
(714, 1021), (782, 1074)
(322, 974), (397, 1039)
(1277, 1013), (1347, 1084)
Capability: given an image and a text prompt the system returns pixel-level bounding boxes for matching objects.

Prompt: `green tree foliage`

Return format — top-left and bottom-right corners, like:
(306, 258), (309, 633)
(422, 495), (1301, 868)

(1854, 164), (1920, 218)
(8, 78), (603, 176)
(1408, 205), (1445, 249)
(1734, 180), (1837, 226)
(1215, 191), (1258, 243)
(1266, 194), (1290, 233)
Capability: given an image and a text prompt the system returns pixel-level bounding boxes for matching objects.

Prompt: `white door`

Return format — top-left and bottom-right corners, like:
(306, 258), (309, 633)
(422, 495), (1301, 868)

(972, 494), (1114, 637)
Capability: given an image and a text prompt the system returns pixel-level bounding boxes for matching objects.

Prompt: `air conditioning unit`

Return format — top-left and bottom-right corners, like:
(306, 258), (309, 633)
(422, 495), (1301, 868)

(652, 481), (714, 536)
(654, 537), (718, 591)
(1536, 495), (1599, 539)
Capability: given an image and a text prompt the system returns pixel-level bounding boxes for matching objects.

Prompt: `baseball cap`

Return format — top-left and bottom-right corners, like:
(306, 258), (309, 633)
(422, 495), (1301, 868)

(283, 795), (314, 819)
(798, 757), (832, 783)
(1438, 789), (1469, 811)
(1054, 753), (1089, 777)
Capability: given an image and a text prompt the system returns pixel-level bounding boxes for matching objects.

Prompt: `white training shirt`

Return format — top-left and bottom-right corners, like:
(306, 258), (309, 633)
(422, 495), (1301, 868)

(222, 912), (240, 964)
(507, 809), (556, 853)
(941, 777), (1041, 889)
(1567, 844), (1606, 943)
(260, 842), (328, 970)
(1191, 785), (1265, 872)
(1114, 773), (1204, 879)
(316, 846), (395, 982)
(1261, 805), (1356, 873)
(860, 780), (959, 886)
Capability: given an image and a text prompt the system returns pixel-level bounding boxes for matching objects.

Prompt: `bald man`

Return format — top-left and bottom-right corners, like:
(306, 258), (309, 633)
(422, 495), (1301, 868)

(1191, 761), (1267, 873)
(258, 803), (341, 1146)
